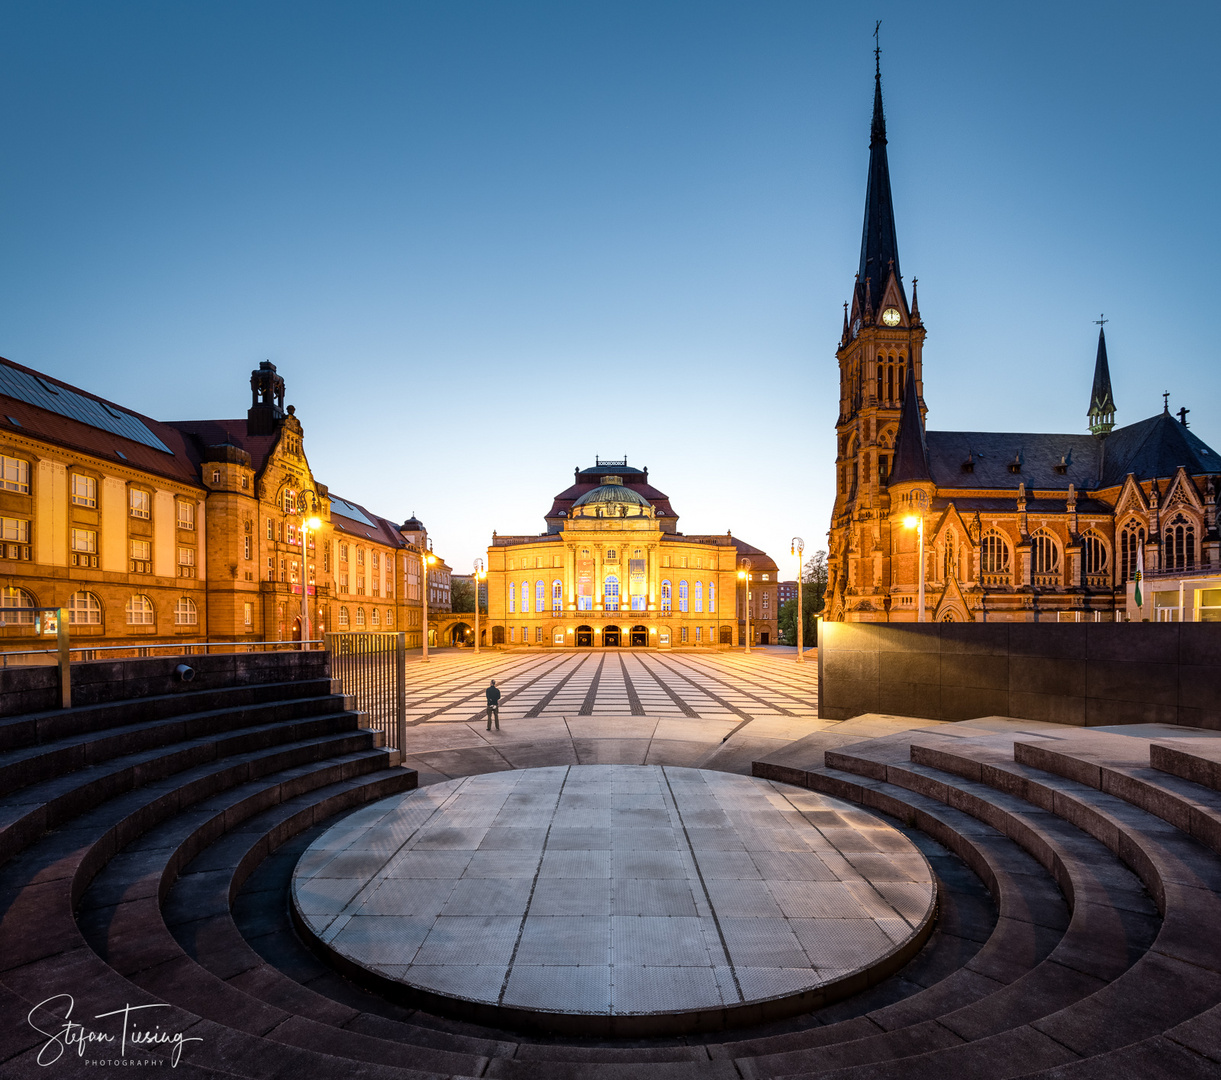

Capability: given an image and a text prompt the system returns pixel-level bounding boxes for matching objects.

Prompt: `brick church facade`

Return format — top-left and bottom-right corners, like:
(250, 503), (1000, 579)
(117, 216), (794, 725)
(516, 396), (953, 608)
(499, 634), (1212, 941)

(826, 58), (1221, 624)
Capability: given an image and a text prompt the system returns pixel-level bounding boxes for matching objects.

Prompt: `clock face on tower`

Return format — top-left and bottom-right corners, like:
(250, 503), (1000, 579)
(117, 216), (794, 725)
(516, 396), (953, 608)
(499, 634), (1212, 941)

(881, 307), (902, 326)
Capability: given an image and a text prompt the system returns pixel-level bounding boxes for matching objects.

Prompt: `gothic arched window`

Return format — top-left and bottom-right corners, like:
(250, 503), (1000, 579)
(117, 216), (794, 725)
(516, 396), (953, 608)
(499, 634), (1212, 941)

(1031, 531), (1060, 577)
(1082, 532), (1109, 577)
(1163, 514), (1197, 571)
(981, 532), (1010, 576)
(1119, 520), (1146, 584)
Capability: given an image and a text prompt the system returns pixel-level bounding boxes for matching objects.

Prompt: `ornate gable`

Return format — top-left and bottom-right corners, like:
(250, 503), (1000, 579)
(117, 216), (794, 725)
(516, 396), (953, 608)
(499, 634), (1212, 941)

(1114, 474), (1149, 522)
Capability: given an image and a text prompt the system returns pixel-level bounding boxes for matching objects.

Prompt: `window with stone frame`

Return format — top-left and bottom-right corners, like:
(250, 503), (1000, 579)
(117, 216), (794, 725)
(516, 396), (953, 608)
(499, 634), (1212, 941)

(126, 594), (155, 626)
(68, 591), (102, 625)
(1, 455), (29, 494)
(1031, 531), (1060, 580)
(1119, 520), (1146, 584)
(175, 597), (198, 625)
(980, 532), (1010, 579)
(661, 580), (672, 611)
(130, 488), (150, 519)
(1082, 532), (1109, 579)
(1163, 513), (1197, 571)
(70, 473), (97, 507)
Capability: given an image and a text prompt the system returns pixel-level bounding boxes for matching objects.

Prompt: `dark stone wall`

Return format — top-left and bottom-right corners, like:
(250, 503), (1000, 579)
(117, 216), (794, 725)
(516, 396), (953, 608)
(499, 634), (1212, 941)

(816, 621), (1221, 728)
(0, 650), (330, 717)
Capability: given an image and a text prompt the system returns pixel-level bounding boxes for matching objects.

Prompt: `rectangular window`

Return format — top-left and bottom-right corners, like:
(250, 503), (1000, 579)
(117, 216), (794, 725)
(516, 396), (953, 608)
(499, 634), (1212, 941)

(241, 475), (249, 489)
(340, 543), (349, 563)
(267, 556), (275, 580)
(178, 546), (195, 566)
(71, 474), (97, 507)
(357, 575), (366, 595)
(1, 516), (29, 543)
(680, 626), (688, 643)
(130, 538), (152, 574)
(536, 626), (543, 642)
(130, 489), (150, 519)
(287, 524), (297, 546)
(244, 534), (251, 560)
(177, 501), (195, 530)
(340, 571), (349, 593)
(371, 552), (379, 570)
(267, 519), (274, 541)
(71, 528), (96, 552)
(244, 601), (253, 626)
(1, 455), (29, 494)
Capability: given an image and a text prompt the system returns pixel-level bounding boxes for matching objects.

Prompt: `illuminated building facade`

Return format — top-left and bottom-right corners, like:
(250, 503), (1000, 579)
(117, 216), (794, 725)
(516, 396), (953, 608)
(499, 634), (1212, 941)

(826, 60), (1221, 623)
(0, 357), (444, 650)
(486, 460), (777, 647)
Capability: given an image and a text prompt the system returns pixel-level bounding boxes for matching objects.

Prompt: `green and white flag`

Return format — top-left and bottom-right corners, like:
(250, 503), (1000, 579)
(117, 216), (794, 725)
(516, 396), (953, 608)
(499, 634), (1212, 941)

(1134, 546), (1144, 610)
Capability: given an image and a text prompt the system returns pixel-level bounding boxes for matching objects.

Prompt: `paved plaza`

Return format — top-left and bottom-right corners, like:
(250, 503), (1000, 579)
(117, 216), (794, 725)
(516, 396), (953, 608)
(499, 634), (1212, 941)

(392, 648), (821, 785)
(293, 764), (934, 1032)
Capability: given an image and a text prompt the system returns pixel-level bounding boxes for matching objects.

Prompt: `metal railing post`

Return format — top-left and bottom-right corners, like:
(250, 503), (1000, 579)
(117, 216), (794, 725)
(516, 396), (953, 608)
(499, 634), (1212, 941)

(56, 607), (70, 708)
(395, 632), (406, 753)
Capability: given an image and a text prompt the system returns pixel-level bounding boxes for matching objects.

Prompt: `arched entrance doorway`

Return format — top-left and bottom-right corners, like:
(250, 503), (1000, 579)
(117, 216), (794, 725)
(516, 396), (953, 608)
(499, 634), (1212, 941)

(291, 617), (302, 642)
(576, 625), (593, 647)
(630, 625), (648, 647)
(449, 622), (472, 646)
(719, 625), (732, 644)
(603, 625), (621, 647)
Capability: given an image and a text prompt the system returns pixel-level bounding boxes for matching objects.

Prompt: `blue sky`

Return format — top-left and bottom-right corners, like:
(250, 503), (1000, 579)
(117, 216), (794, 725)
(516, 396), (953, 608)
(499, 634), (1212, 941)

(1, 1), (1217, 577)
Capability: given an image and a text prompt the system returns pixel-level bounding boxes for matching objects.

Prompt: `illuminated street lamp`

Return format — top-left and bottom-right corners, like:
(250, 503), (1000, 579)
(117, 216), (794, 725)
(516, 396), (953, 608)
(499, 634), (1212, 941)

(473, 557), (485, 654)
(299, 495), (324, 650)
(421, 549), (437, 660)
(791, 537), (805, 662)
(738, 557), (753, 653)
(903, 514), (925, 622)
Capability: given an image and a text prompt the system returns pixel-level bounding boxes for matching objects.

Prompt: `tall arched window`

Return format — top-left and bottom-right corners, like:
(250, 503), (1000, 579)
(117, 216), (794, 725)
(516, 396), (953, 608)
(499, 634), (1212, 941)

(679, 581), (689, 612)
(552, 580), (562, 612)
(126, 595), (155, 626)
(68, 591), (102, 625)
(521, 580), (530, 613)
(661, 580), (672, 611)
(355, 608), (366, 628)
(338, 607), (350, 629)
(876, 365), (883, 401)
(536, 580), (544, 611)
(980, 533), (1010, 577)
(604, 575), (620, 611)
(1031, 531), (1060, 578)
(508, 582), (516, 613)
(174, 597), (198, 626)
(708, 582), (716, 613)
(1082, 532), (1109, 578)
(371, 609), (380, 627)
(887, 363), (894, 403)
(1, 586), (36, 625)
(1163, 514), (1196, 571)
(694, 582), (703, 612)
(1120, 520), (1146, 584)
(941, 530), (957, 582)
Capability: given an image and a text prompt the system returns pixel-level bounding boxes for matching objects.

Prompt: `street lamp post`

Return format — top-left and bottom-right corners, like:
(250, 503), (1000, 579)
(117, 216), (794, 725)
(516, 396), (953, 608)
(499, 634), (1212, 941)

(791, 537), (805, 662)
(903, 514), (925, 622)
(421, 550), (437, 660)
(473, 558), (485, 654)
(738, 557), (753, 653)
(299, 496), (324, 650)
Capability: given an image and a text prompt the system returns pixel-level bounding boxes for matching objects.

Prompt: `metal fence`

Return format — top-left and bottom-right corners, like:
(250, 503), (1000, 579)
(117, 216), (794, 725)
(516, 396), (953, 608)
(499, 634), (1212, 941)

(326, 632), (406, 751)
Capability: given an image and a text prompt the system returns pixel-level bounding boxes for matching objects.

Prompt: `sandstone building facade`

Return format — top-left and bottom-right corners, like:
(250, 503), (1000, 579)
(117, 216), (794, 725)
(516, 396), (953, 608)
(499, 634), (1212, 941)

(486, 460), (777, 647)
(826, 61), (1221, 623)
(0, 358), (445, 651)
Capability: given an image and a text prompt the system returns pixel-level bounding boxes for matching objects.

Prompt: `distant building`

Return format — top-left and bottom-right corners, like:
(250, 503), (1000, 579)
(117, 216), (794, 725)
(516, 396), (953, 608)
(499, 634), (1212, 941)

(485, 459), (777, 648)
(0, 356), (447, 651)
(778, 580), (798, 607)
(827, 60), (1221, 623)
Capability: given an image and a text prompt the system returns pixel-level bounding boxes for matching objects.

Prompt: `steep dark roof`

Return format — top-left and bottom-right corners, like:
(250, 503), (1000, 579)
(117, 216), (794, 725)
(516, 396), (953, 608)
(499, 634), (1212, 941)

(889, 372), (931, 483)
(167, 419), (279, 476)
(1097, 410), (1221, 486)
(1088, 327), (1116, 420)
(856, 61), (901, 314)
(925, 431), (1099, 490)
(730, 537), (779, 573)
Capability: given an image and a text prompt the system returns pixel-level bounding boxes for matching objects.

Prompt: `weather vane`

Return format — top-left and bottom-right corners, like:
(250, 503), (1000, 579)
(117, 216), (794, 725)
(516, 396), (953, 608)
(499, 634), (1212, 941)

(874, 21), (881, 74)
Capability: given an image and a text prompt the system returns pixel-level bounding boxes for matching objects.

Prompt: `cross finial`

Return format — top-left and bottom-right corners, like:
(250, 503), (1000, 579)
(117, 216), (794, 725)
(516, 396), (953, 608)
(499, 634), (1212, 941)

(874, 21), (881, 77)
(1163, 392), (1170, 412)
(1178, 407), (1190, 427)
(1094, 313), (1108, 326)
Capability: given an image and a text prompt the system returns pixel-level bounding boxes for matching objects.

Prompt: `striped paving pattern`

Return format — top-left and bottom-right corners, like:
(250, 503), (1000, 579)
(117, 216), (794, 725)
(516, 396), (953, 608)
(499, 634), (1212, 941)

(392, 649), (820, 786)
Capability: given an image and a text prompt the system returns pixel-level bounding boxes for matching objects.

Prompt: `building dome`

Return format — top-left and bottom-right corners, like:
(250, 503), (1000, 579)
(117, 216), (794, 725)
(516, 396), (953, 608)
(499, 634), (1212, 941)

(402, 514), (425, 531)
(572, 476), (652, 517)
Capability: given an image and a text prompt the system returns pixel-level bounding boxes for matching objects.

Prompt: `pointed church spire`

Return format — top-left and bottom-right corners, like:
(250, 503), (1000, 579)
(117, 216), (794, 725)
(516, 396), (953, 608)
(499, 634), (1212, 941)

(857, 28), (902, 314)
(889, 366), (931, 484)
(1088, 318), (1116, 436)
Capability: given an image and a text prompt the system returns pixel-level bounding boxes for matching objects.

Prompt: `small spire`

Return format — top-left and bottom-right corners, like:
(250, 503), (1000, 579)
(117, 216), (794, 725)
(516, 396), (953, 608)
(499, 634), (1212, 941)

(889, 367), (931, 484)
(842, 302), (850, 340)
(1163, 392), (1170, 413)
(910, 277), (920, 321)
(856, 33), (903, 321)
(1088, 321), (1116, 436)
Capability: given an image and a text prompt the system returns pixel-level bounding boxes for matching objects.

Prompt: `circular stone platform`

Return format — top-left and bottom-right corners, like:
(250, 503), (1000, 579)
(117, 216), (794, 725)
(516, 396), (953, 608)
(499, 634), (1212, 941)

(291, 765), (936, 1034)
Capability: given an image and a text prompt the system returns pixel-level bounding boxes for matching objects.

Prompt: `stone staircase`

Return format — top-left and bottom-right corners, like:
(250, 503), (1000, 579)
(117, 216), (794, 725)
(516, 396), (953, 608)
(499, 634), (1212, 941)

(4, 654), (1221, 1077)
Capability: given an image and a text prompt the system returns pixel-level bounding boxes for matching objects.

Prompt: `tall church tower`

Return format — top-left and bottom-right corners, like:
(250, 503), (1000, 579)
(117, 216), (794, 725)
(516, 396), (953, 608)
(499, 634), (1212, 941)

(827, 48), (927, 621)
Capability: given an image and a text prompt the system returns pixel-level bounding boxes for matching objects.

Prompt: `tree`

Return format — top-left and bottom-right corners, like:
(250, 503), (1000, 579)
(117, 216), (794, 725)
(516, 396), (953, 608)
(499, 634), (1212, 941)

(450, 578), (475, 613)
(778, 550), (828, 647)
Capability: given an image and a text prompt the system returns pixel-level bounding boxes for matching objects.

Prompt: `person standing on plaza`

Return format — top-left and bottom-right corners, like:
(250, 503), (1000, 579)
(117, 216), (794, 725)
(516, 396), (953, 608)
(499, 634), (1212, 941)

(485, 679), (501, 731)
